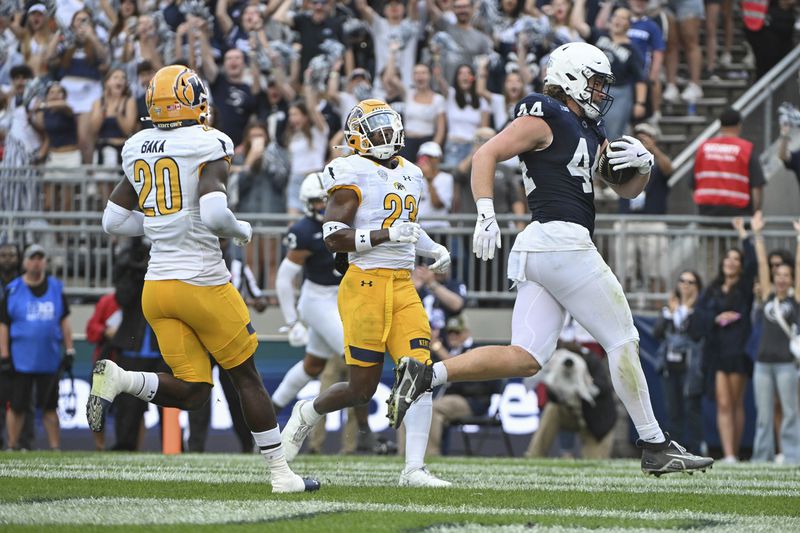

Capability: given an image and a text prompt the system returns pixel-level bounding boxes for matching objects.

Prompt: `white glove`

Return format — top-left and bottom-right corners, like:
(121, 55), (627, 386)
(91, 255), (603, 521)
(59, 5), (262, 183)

(607, 135), (654, 173)
(388, 221), (421, 243)
(287, 321), (308, 347)
(233, 220), (252, 247)
(473, 198), (501, 261)
(428, 243), (451, 273)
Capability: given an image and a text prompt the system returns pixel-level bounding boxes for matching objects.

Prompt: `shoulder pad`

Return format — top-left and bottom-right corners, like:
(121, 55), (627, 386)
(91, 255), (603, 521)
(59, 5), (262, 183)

(513, 93), (568, 121)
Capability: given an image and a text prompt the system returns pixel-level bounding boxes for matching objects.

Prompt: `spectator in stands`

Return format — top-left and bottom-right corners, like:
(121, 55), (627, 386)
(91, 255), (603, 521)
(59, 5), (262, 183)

(572, 3), (647, 141)
(85, 286), (120, 451)
(327, 64), (374, 130)
(624, 0), (666, 124)
(46, 9), (108, 163)
(416, 142), (454, 232)
(615, 123), (672, 292)
(274, 0), (346, 72)
(0, 65), (41, 212)
(437, 63), (491, 170)
(121, 13), (164, 72)
(427, 0), (493, 83)
(10, 3), (53, 77)
(413, 264), (466, 335)
(255, 71), (295, 146)
(0, 244), (75, 451)
(425, 315), (503, 456)
(704, 0), (734, 80)
(692, 108), (764, 218)
(750, 212), (800, 464)
(234, 123), (287, 215)
(103, 0), (139, 66)
(541, 0), (584, 46)
(394, 61), (446, 161)
(476, 57), (530, 132)
(216, 0), (287, 55)
(690, 221), (757, 463)
(284, 78), (329, 215)
(354, 0), (420, 92)
(662, 0), (704, 104)
(0, 242), (34, 451)
(200, 44), (258, 148)
(454, 127), (526, 221)
(777, 115), (800, 185)
(526, 347), (617, 459)
(31, 82), (80, 212)
(134, 61), (156, 127)
(655, 270), (705, 454)
(741, 0), (797, 79)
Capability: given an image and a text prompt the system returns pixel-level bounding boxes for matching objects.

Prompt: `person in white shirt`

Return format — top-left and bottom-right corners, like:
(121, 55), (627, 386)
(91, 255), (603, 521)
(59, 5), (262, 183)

(415, 142), (454, 230)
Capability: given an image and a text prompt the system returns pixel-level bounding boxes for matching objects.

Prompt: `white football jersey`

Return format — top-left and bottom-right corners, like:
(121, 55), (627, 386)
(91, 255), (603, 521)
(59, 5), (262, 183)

(322, 154), (425, 271)
(121, 125), (235, 285)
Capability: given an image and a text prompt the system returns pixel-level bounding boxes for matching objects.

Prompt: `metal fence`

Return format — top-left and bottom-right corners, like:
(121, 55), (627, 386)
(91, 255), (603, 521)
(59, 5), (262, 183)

(2, 206), (797, 311)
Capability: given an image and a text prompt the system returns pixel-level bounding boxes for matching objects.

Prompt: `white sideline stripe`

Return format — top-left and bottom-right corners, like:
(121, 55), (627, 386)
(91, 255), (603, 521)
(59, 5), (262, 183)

(1, 458), (798, 498)
(0, 497), (798, 531)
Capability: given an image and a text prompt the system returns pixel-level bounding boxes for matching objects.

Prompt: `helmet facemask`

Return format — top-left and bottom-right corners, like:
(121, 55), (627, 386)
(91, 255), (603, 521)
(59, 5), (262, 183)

(346, 109), (404, 160)
(577, 69), (615, 120)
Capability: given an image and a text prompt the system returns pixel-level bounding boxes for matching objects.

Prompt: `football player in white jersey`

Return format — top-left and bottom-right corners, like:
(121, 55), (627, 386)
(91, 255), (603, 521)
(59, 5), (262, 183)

(272, 172), (375, 450)
(89, 65), (318, 493)
(281, 99), (453, 487)
(389, 43), (714, 476)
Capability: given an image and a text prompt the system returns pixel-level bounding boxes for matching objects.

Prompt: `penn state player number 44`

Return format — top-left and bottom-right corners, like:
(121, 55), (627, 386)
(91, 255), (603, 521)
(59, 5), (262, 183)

(388, 43), (714, 477)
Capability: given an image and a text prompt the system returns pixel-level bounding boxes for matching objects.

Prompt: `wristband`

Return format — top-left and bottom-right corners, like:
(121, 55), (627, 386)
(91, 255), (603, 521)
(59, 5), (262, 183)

(355, 229), (372, 252)
(322, 221), (350, 239)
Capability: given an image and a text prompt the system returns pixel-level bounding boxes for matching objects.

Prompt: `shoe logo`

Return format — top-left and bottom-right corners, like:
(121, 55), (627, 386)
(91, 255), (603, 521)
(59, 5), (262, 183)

(361, 280), (373, 287)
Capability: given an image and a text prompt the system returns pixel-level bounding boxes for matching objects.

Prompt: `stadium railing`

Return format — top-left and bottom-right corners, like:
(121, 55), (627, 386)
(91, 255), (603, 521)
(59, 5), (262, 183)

(3, 200), (797, 310)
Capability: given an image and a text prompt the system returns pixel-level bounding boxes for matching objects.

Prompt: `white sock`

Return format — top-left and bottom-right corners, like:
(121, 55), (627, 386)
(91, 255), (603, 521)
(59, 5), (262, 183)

(431, 362), (447, 388)
(607, 343), (665, 443)
(119, 369), (159, 402)
(402, 391), (432, 472)
(272, 362), (315, 408)
(252, 427), (293, 477)
(300, 398), (324, 425)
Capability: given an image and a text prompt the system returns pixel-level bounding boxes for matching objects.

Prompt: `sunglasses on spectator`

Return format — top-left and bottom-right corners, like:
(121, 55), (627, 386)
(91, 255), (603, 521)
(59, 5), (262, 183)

(678, 278), (697, 285)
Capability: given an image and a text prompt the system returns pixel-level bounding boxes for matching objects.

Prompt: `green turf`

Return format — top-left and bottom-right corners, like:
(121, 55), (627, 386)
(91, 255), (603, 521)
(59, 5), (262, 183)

(0, 453), (798, 532)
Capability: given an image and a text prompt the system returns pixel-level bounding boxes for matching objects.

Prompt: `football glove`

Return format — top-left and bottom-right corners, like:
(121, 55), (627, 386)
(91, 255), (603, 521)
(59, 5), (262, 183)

(234, 221), (253, 247)
(428, 243), (451, 273)
(473, 198), (501, 261)
(388, 221), (421, 244)
(608, 135), (654, 174)
(287, 321), (308, 348)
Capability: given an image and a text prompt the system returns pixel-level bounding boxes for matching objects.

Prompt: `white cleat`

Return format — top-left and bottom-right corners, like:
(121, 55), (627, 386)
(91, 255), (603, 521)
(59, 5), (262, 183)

(281, 400), (315, 462)
(399, 466), (452, 487)
(86, 360), (124, 432)
(271, 473), (321, 493)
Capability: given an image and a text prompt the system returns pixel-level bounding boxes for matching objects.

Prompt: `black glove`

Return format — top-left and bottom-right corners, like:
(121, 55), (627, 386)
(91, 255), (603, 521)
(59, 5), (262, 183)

(0, 357), (12, 374)
(63, 349), (75, 372)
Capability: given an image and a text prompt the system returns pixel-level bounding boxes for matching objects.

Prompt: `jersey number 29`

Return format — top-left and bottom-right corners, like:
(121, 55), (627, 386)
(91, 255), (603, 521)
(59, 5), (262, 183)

(133, 157), (183, 216)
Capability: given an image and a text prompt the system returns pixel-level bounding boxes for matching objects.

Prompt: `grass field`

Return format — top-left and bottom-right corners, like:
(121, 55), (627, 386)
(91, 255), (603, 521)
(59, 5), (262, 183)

(1, 452), (798, 532)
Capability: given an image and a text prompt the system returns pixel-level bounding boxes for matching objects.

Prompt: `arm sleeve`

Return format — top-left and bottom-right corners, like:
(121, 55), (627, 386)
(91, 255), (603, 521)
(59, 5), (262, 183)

(276, 258), (303, 325)
(102, 201), (145, 237)
(198, 191), (250, 240)
(748, 153), (765, 188)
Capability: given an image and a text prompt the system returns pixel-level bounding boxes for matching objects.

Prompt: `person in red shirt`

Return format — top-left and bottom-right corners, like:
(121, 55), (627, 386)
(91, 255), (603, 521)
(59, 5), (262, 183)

(692, 108), (765, 218)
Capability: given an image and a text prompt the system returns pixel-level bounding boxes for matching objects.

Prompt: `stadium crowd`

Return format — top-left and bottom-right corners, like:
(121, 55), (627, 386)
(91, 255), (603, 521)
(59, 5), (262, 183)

(0, 0), (798, 467)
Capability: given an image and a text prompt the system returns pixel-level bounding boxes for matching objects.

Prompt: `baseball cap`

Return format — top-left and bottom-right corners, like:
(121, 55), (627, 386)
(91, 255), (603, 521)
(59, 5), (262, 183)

(445, 314), (468, 333)
(417, 141), (442, 159)
(27, 3), (46, 14)
(348, 68), (372, 83)
(24, 244), (46, 260)
(633, 122), (659, 139)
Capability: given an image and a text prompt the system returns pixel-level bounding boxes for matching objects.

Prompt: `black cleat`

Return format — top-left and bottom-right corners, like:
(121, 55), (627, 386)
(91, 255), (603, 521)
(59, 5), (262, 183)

(638, 436), (714, 476)
(386, 357), (432, 429)
(302, 477), (321, 492)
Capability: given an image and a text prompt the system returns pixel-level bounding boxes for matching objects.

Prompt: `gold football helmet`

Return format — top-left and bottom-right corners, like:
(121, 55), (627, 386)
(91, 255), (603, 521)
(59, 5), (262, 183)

(146, 65), (209, 128)
(343, 99), (404, 160)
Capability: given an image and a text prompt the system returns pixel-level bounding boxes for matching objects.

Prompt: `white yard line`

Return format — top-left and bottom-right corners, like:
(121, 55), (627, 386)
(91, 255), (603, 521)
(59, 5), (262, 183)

(0, 497), (797, 532)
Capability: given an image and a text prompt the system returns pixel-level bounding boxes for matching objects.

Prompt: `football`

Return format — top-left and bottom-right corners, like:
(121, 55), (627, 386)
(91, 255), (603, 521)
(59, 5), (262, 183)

(597, 138), (639, 185)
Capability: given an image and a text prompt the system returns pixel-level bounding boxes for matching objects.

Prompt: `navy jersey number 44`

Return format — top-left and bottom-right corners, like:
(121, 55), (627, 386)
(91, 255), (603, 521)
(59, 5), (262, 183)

(514, 93), (607, 236)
